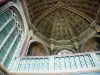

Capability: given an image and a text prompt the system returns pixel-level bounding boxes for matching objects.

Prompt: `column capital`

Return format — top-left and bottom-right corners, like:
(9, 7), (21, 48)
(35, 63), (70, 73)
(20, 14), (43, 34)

(95, 25), (100, 32)
(71, 36), (77, 42)
(50, 44), (55, 51)
(71, 36), (79, 52)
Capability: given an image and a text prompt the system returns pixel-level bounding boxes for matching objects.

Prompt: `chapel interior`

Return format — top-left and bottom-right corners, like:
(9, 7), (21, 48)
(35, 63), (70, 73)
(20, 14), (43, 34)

(0, 0), (100, 75)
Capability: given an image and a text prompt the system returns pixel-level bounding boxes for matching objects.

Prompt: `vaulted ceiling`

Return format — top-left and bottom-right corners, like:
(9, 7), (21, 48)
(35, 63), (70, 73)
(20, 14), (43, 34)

(37, 9), (90, 40)
(23, 0), (100, 41)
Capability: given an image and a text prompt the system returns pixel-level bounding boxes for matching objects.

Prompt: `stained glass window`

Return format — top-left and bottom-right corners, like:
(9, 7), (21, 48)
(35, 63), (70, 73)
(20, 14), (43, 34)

(0, 7), (25, 68)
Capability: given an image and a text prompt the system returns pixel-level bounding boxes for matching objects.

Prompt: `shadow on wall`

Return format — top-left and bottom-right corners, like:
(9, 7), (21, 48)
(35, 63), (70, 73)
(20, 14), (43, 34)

(27, 42), (46, 56)
(0, 0), (9, 7)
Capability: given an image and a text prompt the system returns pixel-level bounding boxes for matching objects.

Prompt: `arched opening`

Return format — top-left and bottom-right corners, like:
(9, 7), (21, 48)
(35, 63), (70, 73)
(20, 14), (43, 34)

(96, 37), (100, 50)
(82, 37), (100, 52)
(57, 50), (73, 55)
(27, 42), (47, 56)
(54, 48), (74, 55)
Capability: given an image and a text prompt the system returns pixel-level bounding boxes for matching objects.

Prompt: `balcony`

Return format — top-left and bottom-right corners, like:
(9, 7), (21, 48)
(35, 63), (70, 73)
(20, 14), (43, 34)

(4, 51), (99, 75)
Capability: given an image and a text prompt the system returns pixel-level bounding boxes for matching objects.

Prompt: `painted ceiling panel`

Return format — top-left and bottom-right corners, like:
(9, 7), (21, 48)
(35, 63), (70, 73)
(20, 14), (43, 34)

(23, 0), (100, 41)
(37, 8), (90, 40)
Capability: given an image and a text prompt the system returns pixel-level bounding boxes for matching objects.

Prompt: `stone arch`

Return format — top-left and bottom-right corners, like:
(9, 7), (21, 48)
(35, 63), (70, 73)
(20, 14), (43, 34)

(96, 5), (100, 25)
(34, 2), (92, 27)
(0, 2), (28, 35)
(0, 2), (27, 68)
(81, 37), (100, 52)
(27, 41), (50, 56)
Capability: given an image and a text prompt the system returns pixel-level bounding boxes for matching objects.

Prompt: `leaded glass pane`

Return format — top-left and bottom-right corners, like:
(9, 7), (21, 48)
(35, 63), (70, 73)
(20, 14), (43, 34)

(0, 19), (15, 44)
(0, 52), (4, 62)
(0, 9), (12, 28)
(0, 5), (25, 70)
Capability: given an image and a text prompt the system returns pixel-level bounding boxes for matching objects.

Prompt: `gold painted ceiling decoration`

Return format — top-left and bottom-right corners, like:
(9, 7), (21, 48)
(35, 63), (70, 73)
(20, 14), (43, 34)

(24, 0), (100, 41)
(25, 0), (100, 23)
(37, 8), (90, 40)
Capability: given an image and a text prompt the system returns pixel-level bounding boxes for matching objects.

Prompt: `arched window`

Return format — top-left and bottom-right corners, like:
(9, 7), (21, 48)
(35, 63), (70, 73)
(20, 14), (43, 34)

(0, 6), (25, 68)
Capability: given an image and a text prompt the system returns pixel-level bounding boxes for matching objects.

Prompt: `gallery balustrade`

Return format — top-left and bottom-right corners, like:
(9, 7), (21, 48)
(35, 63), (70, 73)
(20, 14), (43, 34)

(8, 51), (100, 73)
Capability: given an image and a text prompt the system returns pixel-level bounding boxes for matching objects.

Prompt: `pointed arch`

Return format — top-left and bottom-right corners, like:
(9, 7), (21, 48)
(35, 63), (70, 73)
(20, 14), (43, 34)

(33, 3), (92, 27)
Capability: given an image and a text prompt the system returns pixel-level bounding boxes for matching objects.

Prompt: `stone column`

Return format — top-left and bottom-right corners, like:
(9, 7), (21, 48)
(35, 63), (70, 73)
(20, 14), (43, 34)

(71, 37), (79, 52)
(19, 35), (31, 57)
(95, 25), (100, 33)
(50, 38), (56, 55)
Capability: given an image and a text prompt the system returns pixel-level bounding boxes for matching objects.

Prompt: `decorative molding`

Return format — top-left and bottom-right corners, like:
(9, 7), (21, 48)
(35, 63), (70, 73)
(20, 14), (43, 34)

(34, 2), (92, 27)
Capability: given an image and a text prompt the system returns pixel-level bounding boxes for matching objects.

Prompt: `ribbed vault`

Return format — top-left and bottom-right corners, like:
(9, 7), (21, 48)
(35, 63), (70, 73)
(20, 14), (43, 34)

(25, 0), (100, 23)
(37, 8), (90, 40)
(23, 0), (100, 41)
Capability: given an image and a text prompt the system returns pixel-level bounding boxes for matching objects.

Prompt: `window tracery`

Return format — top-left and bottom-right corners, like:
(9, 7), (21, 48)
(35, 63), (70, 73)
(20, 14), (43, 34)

(0, 7), (25, 68)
